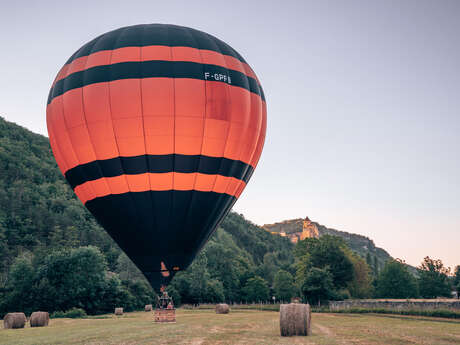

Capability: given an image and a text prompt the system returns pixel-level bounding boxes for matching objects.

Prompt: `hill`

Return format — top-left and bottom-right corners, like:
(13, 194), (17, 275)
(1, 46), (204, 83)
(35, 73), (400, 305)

(263, 218), (392, 271)
(0, 116), (294, 305)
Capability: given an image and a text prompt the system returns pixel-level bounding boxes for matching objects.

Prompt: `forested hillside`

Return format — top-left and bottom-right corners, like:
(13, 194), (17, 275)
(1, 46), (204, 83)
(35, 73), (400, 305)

(1, 116), (448, 315)
(264, 218), (392, 271)
(0, 116), (294, 313)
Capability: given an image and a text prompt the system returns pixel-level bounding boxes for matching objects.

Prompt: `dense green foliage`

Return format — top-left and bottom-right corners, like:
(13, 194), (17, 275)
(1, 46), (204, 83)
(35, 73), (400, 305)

(273, 270), (295, 302)
(374, 259), (418, 298)
(454, 265), (460, 295)
(1, 117), (457, 317)
(0, 117), (294, 315)
(417, 256), (451, 298)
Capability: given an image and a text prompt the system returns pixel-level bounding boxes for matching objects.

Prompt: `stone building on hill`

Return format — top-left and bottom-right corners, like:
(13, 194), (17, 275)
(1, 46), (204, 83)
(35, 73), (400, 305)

(267, 216), (319, 244)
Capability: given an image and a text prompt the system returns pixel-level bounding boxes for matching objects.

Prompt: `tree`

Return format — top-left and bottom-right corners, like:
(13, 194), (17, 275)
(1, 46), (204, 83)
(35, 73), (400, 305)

(373, 256), (379, 275)
(242, 276), (270, 302)
(206, 279), (225, 303)
(347, 253), (373, 298)
(273, 269), (296, 302)
(35, 246), (108, 314)
(2, 255), (37, 315)
(454, 266), (460, 298)
(295, 236), (354, 289)
(418, 257), (451, 299)
(375, 259), (418, 298)
(301, 267), (334, 305)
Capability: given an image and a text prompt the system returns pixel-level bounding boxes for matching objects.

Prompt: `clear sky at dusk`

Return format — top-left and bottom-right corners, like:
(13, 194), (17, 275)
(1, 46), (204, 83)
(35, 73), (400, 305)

(1, 0), (459, 268)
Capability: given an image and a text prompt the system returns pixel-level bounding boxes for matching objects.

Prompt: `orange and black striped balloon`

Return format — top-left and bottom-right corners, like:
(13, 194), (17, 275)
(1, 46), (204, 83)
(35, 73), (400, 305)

(46, 24), (266, 290)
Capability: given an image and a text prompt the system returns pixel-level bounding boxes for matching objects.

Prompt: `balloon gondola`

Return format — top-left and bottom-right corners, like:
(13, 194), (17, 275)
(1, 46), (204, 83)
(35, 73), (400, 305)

(46, 24), (266, 291)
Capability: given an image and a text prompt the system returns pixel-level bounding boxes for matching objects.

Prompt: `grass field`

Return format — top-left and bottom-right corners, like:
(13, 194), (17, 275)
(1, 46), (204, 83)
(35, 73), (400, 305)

(1, 309), (459, 345)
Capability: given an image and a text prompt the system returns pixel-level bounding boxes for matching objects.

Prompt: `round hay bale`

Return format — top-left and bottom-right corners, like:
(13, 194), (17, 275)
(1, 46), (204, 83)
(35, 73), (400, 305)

(280, 303), (311, 336)
(114, 307), (123, 316)
(29, 311), (49, 327)
(3, 312), (27, 329)
(215, 303), (230, 314)
(145, 304), (153, 312)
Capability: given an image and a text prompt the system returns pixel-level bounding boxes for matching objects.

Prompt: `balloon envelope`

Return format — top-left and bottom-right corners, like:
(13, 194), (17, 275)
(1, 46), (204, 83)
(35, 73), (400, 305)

(46, 24), (266, 290)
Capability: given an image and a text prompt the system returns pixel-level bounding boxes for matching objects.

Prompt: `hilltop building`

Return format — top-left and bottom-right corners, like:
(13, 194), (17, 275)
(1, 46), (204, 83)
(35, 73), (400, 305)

(268, 216), (319, 244)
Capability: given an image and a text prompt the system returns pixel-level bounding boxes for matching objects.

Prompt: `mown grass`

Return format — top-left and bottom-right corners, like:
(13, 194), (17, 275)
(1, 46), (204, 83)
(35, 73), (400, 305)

(1, 309), (459, 345)
(184, 303), (460, 318)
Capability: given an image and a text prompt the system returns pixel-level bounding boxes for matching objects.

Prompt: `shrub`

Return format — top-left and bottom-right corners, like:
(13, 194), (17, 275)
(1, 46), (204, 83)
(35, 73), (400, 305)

(50, 308), (87, 319)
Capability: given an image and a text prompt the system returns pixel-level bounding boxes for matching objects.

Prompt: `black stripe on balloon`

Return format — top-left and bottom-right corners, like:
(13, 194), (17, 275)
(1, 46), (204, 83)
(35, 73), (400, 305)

(65, 154), (254, 189)
(47, 60), (264, 104)
(64, 24), (247, 66)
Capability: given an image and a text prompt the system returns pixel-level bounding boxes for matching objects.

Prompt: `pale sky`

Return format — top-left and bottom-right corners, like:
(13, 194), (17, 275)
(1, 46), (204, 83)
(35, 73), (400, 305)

(1, 0), (459, 269)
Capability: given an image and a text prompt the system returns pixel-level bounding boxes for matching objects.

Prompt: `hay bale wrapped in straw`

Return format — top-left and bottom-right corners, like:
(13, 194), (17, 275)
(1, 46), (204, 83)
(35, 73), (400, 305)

(114, 307), (123, 315)
(280, 303), (311, 336)
(30, 311), (49, 327)
(215, 304), (230, 314)
(145, 304), (152, 312)
(3, 312), (27, 329)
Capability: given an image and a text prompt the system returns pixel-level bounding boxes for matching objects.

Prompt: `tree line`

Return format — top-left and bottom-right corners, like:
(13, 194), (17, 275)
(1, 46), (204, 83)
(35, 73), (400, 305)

(0, 117), (458, 317)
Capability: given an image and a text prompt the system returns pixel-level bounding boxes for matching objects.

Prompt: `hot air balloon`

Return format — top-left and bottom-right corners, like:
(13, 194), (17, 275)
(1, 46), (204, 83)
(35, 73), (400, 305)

(46, 24), (266, 291)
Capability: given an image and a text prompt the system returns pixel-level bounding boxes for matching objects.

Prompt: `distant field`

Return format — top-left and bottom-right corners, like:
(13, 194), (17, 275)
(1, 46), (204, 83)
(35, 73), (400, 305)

(1, 309), (459, 345)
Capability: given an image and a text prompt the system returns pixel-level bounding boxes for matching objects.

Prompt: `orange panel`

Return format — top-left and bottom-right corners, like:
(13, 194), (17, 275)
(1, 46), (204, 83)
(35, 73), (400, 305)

(175, 116), (204, 137)
(228, 86), (251, 124)
(74, 183), (95, 205)
(141, 78), (174, 116)
(126, 174), (150, 192)
(117, 137), (147, 157)
(73, 172), (241, 204)
(109, 79), (142, 119)
(144, 116), (174, 155)
(47, 105), (68, 174)
(105, 175), (130, 195)
(142, 45), (172, 61)
(83, 83), (112, 123)
(250, 102), (267, 168)
(67, 124), (97, 164)
(172, 46), (201, 63)
(201, 137), (227, 158)
(173, 172), (196, 190)
(225, 178), (241, 196)
(143, 116), (174, 137)
(201, 50), (227, 67)
(175, 136), (202, 156)
(174, 115), (203, 155)
(52, 64), (69, 87)
(145, 135), (174, 155)
(50, 98), (80, 169)
(205, 81), (230, 121)
(224, 122), (245, 161)
(86, 120), (119, 160)
(112, 116), (144, 138)
(62, 88), (85, 128)
(242, 62), (259, 81)
(240, 94), (262, 164)
(90, 178), (112, 198)
(86, 50), (112, 70)
(194, 173), (216, 192)
(213, 175), (230, 194)
(235, 180), (246, 198)
(201, 118), (230, 158)
(111, 46), (141, 64)
(149, 172), (173, 190)
(174, 79), (206, 117)
(67, 55), (88, 76)
(203, 118), (229, 139)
